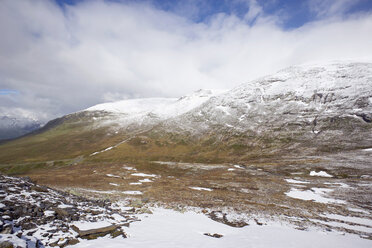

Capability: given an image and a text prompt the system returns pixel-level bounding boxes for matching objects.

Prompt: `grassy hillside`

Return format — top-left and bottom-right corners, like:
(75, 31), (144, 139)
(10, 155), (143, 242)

(0, 112), (370, 169)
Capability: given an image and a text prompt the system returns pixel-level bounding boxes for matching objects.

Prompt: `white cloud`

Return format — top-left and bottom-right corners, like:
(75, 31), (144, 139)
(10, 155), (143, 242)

(308, 0), (362, 18)
(0, 0), (371, 121)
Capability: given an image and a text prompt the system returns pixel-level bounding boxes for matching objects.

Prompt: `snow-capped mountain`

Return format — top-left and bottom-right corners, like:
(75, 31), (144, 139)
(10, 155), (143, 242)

(173, 62), (372, 130)
(0, 61), (371, 163)
(83, 89), (227, 130)
(158, 62), (372, 154)
(0, 115), (42, 140)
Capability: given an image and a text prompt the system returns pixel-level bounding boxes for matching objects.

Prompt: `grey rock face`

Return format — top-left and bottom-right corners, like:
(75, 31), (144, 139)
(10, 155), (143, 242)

(159, 62), (372, 155)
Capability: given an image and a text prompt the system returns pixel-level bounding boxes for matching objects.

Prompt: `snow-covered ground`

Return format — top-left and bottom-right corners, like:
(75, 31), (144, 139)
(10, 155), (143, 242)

(285, 187), (346, 204)
(310, 171), (333, 177)
(71, 208), (372, 248)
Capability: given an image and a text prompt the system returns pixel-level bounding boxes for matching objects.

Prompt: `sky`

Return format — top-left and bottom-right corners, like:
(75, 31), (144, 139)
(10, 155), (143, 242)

(1, 0), (372, 122)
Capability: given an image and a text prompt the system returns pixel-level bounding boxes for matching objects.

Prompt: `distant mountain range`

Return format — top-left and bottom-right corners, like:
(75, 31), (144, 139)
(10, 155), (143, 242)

(0, 61), (371, 164)
(0, 115), (42, 141)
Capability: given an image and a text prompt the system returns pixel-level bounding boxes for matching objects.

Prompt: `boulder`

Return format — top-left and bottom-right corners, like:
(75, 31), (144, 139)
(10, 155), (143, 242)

(204, 233), (223, 238)
(71, 224), (126, 239)
(0, 241), (14, 248)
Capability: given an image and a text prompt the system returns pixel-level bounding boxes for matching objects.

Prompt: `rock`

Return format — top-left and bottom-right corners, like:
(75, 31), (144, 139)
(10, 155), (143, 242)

(254, 219), (263, 225)
(0, 225), (12, 234)
(0, 241), (14, 248)
(110, 229), (127, 238)
(0, 175), (133, 247)
(30, 185), (49, 193)
(71, 224), (124, 240)
(21, 176), (32, 182)
(67, 238), (80, 246)
(15, 231), (22, 238)
(53, 207), (75, 219)
(22, 221), (37, 230)
(204, 233), (223, 238)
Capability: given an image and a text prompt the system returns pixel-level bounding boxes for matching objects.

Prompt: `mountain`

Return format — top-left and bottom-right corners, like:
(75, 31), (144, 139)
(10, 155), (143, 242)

(84, 89), (227, 131)
(0, 61), (371, 164)
(158, 61), (372, 157)
(0, 115), (42, 141)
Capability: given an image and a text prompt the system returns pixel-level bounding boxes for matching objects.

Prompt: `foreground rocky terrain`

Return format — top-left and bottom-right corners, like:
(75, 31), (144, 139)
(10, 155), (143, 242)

(0, 175), (139, 247)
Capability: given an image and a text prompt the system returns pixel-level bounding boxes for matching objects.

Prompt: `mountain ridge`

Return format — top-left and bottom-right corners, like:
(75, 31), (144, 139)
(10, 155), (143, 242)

(0, 61), (371, 164)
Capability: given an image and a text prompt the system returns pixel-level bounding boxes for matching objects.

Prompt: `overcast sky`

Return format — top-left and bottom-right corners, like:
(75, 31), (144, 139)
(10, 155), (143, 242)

(1, 0), (372, 122)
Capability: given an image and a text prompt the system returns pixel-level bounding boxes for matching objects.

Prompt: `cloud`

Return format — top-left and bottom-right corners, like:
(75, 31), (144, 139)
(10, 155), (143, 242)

(308, 0), (362, 18)
(0, 0), (371, 121)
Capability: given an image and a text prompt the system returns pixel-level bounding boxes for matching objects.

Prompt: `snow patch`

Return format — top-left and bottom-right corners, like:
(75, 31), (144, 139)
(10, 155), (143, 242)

(58, 203), (73, 208)
(309, 171), (333, 177)
(321, 214), (372, 227)
(189, 187), (213, 192)
(70, 208), (372, 248)
(233, 165), (244, 169)
(131, 173), (157, 177)
(285, 187), (346, 204)
(129, 182), (142, 185)
(106, 174), (121, 178)
(43, 210), (55, 217)
(123, 191), (143, 195)
(285, 179), (309, 184)
(139, 179), (153, 183)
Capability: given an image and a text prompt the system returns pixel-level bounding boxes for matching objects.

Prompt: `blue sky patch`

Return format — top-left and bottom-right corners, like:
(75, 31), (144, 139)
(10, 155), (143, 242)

(0, 89), (19, 96)
(54, 0), (372, 29)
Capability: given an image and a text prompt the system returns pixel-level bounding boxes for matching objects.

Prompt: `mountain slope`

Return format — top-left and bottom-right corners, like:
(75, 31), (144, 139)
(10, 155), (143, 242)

(0, 89), (226, 163)
(0, 62), (371, 164)
(94, 62), (372, 162)
(83, 89), (227, 132)
(158, 62), (372, 153)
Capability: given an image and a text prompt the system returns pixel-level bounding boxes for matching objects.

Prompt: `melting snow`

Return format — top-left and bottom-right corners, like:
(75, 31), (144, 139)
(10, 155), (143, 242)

(233, 165), (244, 169)
(285, 187), (346, 204)
(58, 203), (73, 208)
(309, 171), (333, 177)
(43, 210), (55, 217)
(324, 182), (351, 188)
(131, 173), (157, 177)
(129, 182), (142, 185)
(70, 208), (372, 248)
(321, 214), (372, 227)
(139, 179), (153, 183)
(190, 187), (213, 192)
(123, 191), (143, 195)
(311, 219), (372, 233)
(106, 174), (121, 178)
(348, 207), (370, 214)
(285, 179), (309, 184)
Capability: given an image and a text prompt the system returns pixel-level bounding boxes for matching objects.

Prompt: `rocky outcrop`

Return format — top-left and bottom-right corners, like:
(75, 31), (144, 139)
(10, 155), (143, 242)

(0, 175), (137, 247)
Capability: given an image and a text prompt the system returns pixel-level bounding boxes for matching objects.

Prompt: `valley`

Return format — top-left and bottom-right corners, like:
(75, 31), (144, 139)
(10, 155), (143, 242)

(1, 62), (372, 247)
